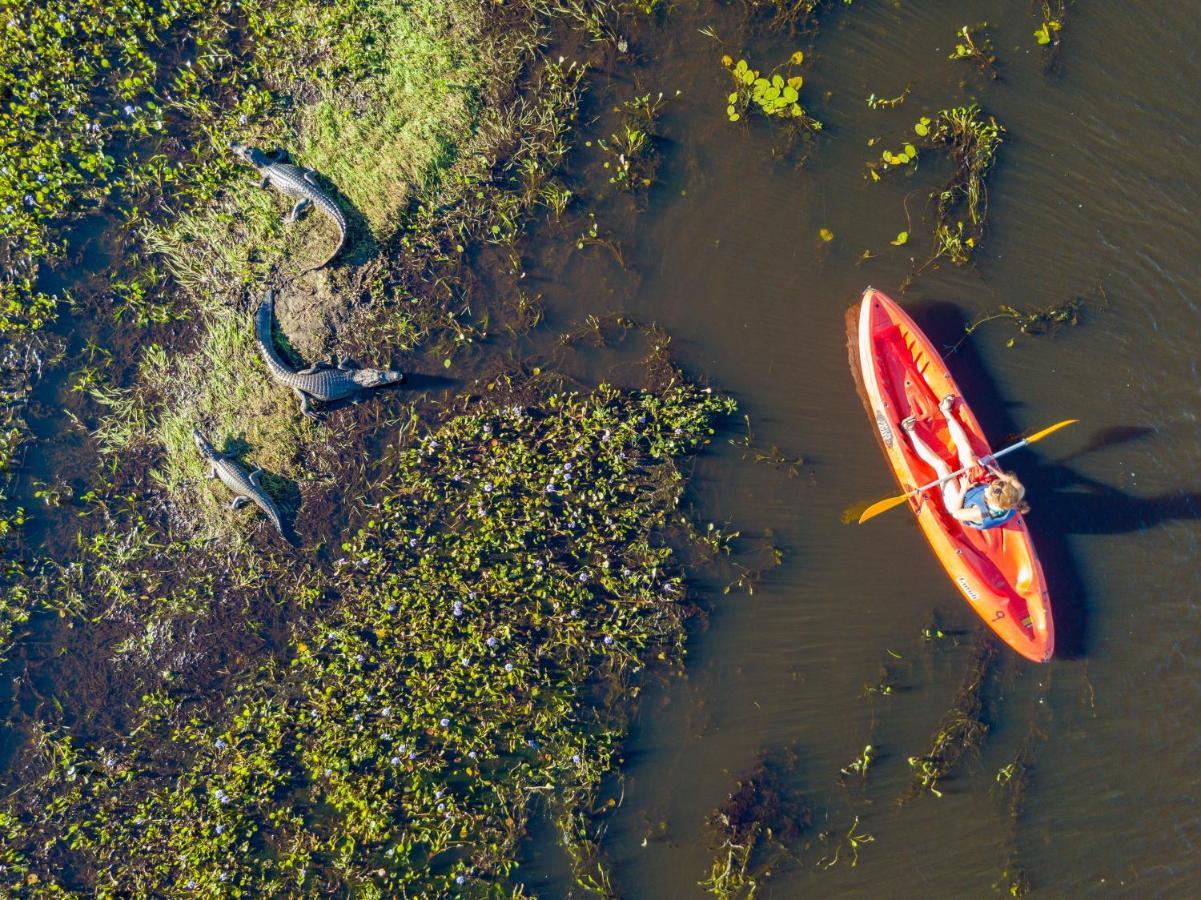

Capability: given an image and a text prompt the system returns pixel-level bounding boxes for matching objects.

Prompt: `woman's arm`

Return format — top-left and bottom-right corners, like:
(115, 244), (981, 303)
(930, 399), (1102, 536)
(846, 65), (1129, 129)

(943, 479), (983, 522)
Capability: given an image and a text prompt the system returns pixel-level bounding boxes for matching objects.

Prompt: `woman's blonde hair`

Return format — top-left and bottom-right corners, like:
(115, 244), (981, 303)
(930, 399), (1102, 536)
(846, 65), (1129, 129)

(988, 474), (1029, 513)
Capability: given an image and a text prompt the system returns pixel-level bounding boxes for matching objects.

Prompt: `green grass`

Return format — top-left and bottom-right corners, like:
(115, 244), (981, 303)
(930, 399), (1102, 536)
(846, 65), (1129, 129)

(105, 0), (538, 539)
(295, 0), (490, 235)
(148, 308), (310, 542)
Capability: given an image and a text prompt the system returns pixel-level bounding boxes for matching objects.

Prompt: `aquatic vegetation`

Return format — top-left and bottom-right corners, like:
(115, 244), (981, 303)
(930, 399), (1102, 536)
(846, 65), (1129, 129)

(865, 84), (911, 110)
(0, 381), (735, 892)
(599, 91), (673, 193)
(727, 415), (805, 479)
(923, 105), (1005, 266)
(838, 743), (876, 783)
(904, 637), (997, 800)
(962, 286), (1102, 347)
(866, 137), (919, 177)
(740, 0), (855, 34)
(701, 751), (808, 897)
(721, 51), (820, 133)
(816, 815), (874, 869)
(948, 24), (997, 79)
(865, 104), (1004, 265)
(992, 729), (1041, 897)
(1034, 0), (1067, 71)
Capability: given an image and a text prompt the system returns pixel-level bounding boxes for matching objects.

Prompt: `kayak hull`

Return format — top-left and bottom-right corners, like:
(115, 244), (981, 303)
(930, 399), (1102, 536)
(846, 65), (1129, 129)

(849, 288), (1054, 662)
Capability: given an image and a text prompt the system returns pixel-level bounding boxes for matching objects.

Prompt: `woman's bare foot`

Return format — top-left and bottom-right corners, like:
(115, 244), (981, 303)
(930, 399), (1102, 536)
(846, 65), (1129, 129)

(939, 394), (958, 415)
(901, 415), (918, 432)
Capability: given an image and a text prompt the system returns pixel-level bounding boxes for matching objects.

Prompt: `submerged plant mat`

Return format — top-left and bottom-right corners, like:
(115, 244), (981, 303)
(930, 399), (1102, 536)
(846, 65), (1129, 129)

(0, 382), (735, 893)
(905, 634), (997, 800)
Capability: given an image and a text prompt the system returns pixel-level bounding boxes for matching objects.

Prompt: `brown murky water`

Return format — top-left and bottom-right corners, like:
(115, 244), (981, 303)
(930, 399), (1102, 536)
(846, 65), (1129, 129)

(519, 1), (1201, 894)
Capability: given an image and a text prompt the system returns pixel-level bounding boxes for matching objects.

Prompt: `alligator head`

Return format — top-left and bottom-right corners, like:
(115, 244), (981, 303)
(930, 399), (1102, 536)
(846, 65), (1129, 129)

(230, 141), (267, 167)
(352, 368), (405, 388)
(192, 428), (215, 455)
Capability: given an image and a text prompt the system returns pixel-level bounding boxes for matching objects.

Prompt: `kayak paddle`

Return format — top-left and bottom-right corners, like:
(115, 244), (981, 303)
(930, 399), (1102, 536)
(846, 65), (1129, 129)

(852, 418), (1079, 525)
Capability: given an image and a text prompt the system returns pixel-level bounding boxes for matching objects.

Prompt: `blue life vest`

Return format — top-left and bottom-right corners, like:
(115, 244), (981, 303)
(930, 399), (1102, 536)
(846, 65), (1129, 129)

(961, 482), (1018, 530)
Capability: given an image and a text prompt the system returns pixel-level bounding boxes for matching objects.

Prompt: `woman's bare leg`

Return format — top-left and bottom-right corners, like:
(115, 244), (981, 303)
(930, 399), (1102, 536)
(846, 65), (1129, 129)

(941, 396), (978, 472)
(906, 417), (967, 510)
(906, 423), (951, 480)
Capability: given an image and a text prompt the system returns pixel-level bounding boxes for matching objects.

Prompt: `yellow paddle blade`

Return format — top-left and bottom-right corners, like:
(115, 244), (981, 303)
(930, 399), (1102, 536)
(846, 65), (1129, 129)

(855, 492), (913, 524)
(840, 498), (881, 524)
(1023, 418), (1079, 444)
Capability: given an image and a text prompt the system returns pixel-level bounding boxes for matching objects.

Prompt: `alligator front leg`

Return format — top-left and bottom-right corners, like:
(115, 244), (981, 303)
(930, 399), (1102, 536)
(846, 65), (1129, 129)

(303, 170), (323, 188)
(297, 361), (332, 375)
(206, 464), (218, 480)
(294, 388), (319, 419)
(287, 198), (312, 222)
(249, 468), (263, 487)
(337, 357), (357, 371)
(230, 496), (250, 510)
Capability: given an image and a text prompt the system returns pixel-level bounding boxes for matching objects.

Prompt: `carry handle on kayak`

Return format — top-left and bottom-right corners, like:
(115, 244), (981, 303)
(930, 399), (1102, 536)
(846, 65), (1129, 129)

(855, 419), (1079, 524)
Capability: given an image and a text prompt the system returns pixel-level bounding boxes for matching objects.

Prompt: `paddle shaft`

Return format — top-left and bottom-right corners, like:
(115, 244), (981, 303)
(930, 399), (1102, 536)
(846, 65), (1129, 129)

(906, 438), (1027, 497)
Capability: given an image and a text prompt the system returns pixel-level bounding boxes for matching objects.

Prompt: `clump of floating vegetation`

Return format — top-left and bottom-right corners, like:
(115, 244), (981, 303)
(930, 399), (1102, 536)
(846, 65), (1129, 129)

(838, 743), (877, 784)
(992, 735), (1038, 897)
(599, 91), (673, 193)
(0, 381), (736, 892)
(948, 23), (997, 79)
(701, 750), (809, 897)
(866, 104), (1005, 265)
(739, 0), (855, 34)
(962, 285), (1103, 348)
(1034, 0), (1067, 71)
(922, 105), (1005, 266)
(904, 636), (997, 799)
(721, 51), (821, 134)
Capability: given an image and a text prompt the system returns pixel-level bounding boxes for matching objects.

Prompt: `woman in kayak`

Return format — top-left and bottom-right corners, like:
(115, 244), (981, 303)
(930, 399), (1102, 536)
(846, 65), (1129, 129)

(901, 394), (1029, 529)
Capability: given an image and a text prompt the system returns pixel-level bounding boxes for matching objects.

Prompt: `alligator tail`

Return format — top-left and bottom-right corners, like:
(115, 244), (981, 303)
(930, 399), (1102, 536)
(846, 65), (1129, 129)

(302, 201), (347, 274)
(256, 495), (290, 543)
(255, 291), (296, 382)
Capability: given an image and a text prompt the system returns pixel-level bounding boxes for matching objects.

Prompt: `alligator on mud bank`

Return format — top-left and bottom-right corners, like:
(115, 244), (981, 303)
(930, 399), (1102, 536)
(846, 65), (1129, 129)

(255, 291), (404, 418)
(231, 142), (348, 270)
(192, 429), (288, 539)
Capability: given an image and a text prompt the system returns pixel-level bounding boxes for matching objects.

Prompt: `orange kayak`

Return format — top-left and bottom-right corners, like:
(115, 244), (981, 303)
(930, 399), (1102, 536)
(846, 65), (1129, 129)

(849, 288), (1053, 662)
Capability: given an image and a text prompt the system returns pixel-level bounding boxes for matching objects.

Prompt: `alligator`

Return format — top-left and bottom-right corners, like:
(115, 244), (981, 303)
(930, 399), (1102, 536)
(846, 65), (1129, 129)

(192, 429), (287, 539)
(231, 142), (347, 271)
(255, 291), (404, 418)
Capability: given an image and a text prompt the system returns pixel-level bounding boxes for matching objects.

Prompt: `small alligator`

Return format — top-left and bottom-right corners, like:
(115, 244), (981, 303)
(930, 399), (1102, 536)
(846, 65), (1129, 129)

(231, 142), (347, 271)
(192, 429), (287, 539)
(255, 291), (404, 418)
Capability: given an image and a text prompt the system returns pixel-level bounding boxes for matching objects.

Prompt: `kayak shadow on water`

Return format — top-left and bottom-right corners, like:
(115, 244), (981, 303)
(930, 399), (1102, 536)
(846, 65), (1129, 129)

(916, 301), (1094, 657)
(920, 301), (1201, 659)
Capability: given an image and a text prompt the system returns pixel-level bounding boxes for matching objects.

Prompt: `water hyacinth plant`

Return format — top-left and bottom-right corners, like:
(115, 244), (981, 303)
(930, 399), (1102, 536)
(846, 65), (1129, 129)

(0, 382), (736, 892)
